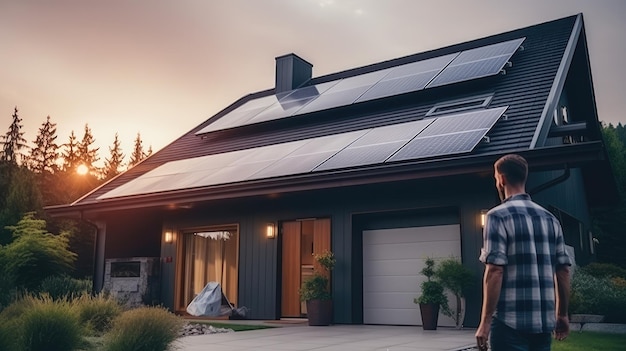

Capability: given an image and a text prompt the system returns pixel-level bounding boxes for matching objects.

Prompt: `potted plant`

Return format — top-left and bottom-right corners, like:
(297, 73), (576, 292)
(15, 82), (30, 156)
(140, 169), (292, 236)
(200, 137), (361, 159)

(414, 257), (449, 330)
(435, 258), (474, 329)
(299, 250), (335, 326)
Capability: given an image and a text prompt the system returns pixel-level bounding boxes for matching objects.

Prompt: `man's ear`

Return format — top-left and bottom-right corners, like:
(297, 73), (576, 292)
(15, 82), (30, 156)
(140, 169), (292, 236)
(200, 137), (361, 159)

(496, 172), (507, 186)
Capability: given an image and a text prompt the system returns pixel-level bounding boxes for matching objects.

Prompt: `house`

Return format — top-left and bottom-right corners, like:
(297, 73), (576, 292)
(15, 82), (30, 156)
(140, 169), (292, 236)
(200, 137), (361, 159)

(47, 13), (617, 327)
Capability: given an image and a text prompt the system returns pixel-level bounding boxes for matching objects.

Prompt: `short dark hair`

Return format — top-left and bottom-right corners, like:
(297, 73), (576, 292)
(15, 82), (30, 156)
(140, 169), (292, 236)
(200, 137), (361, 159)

(495, 154), (528, 186)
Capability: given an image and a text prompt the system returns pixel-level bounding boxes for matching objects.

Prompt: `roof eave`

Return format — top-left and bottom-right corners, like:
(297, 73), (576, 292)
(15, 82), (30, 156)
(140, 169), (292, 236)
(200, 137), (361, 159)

(530, 13), (583, 149)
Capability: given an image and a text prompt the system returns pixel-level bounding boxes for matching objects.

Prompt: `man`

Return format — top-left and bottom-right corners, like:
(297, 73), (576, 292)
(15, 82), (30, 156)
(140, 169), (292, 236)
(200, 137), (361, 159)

(475, 154), (571, 351)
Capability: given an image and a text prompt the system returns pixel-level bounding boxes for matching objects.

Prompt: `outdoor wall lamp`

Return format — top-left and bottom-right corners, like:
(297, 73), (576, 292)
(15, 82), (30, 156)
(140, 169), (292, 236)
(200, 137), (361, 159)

(480, 210), (488, 228)
(266, 223), (277, 239)
(164, 231), (174, 243)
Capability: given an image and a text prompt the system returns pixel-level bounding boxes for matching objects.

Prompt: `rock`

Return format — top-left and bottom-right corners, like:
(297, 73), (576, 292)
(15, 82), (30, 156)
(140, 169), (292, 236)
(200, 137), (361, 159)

(179, 323), (234, 336)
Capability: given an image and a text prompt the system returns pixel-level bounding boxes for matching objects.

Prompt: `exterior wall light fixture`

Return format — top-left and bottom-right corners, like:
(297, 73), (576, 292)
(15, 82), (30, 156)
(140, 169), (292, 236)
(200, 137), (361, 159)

(480, 210), (488, 228)
(164, 231), (174, 243)
(266, 223), (277, 239)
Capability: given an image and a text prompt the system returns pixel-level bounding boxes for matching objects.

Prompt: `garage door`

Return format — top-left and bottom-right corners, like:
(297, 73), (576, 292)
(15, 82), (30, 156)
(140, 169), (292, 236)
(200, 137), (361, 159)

(363, 225), (461, 326)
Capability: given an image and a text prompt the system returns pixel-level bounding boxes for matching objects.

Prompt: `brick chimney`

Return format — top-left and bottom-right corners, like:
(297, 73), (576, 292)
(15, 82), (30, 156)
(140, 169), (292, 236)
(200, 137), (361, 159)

(275, 53), (313, 94)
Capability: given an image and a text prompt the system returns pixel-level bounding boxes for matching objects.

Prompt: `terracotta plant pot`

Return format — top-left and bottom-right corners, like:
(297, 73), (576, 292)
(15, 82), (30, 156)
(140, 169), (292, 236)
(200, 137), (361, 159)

(419, 303), (440, 330)
(306, 299), (332, 326)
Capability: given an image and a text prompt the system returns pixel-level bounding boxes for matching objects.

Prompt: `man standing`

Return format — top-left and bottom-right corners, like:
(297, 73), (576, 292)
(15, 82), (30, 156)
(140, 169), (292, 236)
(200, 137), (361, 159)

(476, 154), (571, 351)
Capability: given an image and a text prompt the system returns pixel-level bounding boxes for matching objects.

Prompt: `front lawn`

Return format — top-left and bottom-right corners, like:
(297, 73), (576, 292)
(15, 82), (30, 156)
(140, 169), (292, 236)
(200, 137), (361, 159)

(194, 321), (274, 332)
(552, 331), (626, 351)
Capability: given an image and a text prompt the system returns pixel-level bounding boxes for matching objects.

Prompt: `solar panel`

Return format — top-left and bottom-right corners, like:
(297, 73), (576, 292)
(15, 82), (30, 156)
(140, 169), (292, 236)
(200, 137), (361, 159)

(250, 130), (369, 179)
(315, 119), (433, 171)
(294, 69), (392, 115)
(356, 53), (458, 103)
(387, 106), (508, 162)
(387, 129), (491, 161)
(194, 95), (281, 134)
(418, 107), (508, 137)
(247, 81), (340, 124)
(427, 37), (525, 88)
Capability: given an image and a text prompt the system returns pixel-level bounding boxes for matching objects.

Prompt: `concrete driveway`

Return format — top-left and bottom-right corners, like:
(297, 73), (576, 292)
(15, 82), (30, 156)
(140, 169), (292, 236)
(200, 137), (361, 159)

(176, 324), (477, 351)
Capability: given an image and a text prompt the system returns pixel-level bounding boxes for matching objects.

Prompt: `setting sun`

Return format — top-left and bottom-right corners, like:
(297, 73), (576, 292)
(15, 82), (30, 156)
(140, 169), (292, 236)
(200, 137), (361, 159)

(76, 164), (89, 175)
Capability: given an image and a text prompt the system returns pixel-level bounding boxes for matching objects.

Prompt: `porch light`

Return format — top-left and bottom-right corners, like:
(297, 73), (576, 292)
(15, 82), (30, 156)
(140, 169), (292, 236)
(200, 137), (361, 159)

(164, 231), (174, 243)
(266, 223), (276, 239)
(480, 210), (488, 228)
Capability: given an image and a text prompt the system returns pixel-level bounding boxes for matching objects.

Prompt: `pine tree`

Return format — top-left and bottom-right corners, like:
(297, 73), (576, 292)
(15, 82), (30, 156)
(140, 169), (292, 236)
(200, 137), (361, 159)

(61, 131), (80, 172)
(128, 133), (146, 168)
(103, 133), (125, 180)
(0, 107), (28, 165)
(77, 124), (99, 174)
(29, 116), (59, 174)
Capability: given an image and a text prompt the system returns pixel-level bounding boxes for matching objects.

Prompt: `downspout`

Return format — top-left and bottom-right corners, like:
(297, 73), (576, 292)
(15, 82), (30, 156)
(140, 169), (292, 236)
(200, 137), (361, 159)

(528, 165), (570, 196)
(79, 211), (106, 295)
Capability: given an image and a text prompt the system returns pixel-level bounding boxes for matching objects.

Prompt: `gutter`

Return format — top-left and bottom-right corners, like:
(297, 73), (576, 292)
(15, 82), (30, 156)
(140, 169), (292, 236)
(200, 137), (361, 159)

(528, 165), (570, 195)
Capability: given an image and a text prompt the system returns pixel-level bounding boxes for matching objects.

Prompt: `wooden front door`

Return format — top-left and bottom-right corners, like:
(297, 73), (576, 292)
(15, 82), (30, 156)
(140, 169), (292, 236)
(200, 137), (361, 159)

(281, 218), (331, 318)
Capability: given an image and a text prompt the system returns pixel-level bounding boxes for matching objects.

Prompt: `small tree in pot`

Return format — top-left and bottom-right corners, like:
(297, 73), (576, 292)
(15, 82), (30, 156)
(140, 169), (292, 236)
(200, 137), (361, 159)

(414, 257), (450, 330)
(435, 258), (474, 329)
(299, 250), (335, 326)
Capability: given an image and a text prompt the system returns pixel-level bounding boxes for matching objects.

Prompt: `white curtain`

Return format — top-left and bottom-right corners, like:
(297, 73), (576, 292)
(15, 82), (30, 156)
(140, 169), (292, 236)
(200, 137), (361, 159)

(183, 230), (238, 307)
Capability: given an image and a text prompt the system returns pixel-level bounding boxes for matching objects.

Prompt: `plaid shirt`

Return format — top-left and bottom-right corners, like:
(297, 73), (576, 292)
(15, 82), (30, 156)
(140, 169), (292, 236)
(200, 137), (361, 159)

(479, 193), (571, 333)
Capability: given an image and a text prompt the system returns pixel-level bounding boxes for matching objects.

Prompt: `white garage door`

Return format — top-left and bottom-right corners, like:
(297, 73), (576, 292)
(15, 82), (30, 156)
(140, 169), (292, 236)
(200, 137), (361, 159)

(363, 225), (461, 326)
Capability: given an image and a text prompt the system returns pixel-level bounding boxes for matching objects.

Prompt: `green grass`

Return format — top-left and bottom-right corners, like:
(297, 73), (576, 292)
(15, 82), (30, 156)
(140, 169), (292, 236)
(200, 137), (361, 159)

(552, 331), (626, 351)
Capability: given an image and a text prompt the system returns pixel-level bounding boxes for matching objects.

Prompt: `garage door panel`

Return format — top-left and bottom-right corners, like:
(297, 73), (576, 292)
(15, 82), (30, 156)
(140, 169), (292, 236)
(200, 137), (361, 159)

(363, 275), (421, 293)
(364, 225), (460, 244)
(363, 258), (424, 276)
(363, 292), (417, 309)
(363, 308), (419, 326)
(362, 224), (461, 326)
(364, 241), (460, 260)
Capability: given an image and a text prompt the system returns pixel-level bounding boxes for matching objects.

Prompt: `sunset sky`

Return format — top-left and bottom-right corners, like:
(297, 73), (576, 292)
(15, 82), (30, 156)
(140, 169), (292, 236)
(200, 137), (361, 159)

(1, 0), (625, 166)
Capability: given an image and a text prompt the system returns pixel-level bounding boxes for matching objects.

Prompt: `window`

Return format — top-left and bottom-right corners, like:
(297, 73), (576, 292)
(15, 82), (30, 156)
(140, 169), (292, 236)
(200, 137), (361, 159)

(176, 225), (239, 311)
(426, 94), (493, 116)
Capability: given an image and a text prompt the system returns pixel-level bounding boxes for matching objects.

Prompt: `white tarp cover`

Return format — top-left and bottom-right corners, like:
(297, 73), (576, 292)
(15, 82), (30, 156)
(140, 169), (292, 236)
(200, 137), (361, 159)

(186, 282), (231, 317)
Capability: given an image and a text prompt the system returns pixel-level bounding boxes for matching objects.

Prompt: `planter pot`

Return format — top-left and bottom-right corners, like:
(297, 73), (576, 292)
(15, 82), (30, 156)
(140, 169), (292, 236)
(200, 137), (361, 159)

(419, 303), (440, 330)
(306, 299), (332, 326)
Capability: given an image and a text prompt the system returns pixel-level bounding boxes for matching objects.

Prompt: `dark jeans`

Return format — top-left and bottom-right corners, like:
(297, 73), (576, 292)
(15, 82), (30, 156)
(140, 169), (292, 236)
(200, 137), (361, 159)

(490, 318), (551, 351)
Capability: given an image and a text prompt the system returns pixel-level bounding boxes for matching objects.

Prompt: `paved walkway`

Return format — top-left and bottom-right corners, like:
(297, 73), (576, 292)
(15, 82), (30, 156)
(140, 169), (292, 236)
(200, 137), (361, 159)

(176, 324), (477, 351)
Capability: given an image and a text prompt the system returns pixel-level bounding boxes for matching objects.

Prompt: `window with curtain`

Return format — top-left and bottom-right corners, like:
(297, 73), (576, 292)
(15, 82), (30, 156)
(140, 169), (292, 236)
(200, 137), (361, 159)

(179, 226), (239, 310)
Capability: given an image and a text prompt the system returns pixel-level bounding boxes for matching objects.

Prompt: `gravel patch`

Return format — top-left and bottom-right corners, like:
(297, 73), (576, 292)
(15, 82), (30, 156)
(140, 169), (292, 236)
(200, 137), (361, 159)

(180, 323), (235, 337)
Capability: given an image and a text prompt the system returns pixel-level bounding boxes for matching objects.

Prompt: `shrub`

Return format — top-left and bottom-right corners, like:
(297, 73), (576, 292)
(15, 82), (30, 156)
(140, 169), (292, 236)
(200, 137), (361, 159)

(1, 213), (76, 291)
(15, 295), (83, 351)
(75, 293), (122, 336)
(105, 306), (184, 351)
(582, 262), (626, 279)
(570, 268), (626, 323)
(38, 275), (92, 300)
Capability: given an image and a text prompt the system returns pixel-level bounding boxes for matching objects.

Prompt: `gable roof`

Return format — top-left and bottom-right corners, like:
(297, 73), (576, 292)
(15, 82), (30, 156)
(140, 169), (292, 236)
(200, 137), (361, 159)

(47, 13), (614, 216)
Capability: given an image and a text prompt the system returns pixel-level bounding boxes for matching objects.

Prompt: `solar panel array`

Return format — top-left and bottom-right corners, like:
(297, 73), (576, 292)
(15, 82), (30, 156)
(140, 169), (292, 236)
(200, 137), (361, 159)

(195, 38), (524, 135)
(101, 106), (508, 199)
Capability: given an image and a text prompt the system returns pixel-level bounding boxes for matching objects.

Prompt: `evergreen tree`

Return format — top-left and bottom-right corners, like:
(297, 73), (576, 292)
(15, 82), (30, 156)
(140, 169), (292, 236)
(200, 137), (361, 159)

(0, 106), (28, 165)
(128, 133), (146, 168)
(103, 133), (125, 180)
(0, 166), (43, 245)
(0, 212), (76, 290)
(592, 123), (626, 268)
(29, 116), (59, 174)
(61, 131), (80, 172)
(146, 145), (153, 158)
(77, 124), (99, 174)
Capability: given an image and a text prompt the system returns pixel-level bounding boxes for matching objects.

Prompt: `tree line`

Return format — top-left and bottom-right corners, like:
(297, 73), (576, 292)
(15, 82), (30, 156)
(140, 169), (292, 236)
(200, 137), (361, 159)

(0, 106), (154, 277)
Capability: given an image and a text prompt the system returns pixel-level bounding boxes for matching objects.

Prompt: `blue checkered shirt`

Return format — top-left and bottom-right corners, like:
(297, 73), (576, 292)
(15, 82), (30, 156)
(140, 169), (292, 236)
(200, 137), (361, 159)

(479, 193), (571, 333)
